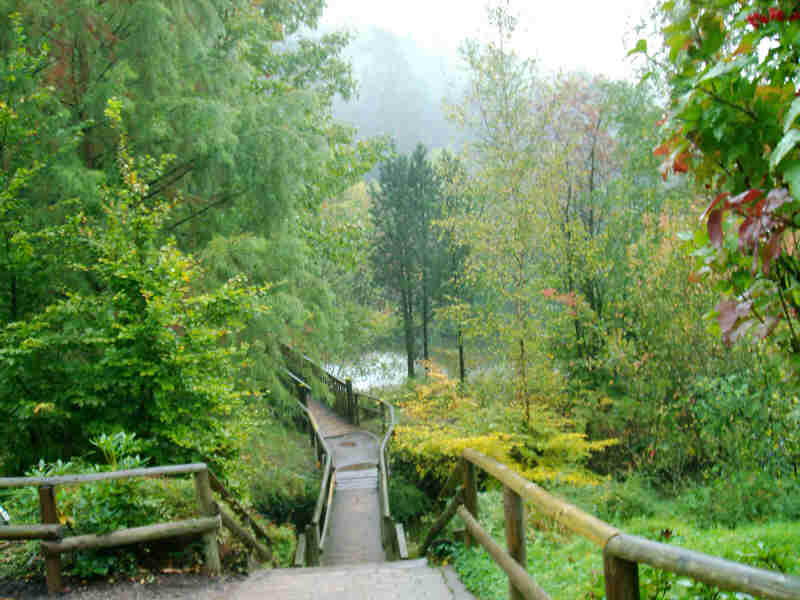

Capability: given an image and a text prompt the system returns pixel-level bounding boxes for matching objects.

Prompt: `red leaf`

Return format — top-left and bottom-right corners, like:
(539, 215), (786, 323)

(701, 192), (730, 222)
(717, 300), (739, 334)
(728, 188), (764, 210)
(708, 209), (724, 248)
(761, 228), (785, 274)
(673, 152), (690, 173)
(653, 143), (671, 157)
(738, 216), (761, 251)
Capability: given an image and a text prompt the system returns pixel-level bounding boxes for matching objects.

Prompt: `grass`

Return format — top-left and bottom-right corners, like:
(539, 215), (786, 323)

(441, 480), (800, 600)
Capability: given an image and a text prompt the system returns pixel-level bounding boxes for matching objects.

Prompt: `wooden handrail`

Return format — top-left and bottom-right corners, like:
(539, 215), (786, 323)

(0, 463), (208, 489)
(462, 448), (619, 547)
(428, 449), (800, 600)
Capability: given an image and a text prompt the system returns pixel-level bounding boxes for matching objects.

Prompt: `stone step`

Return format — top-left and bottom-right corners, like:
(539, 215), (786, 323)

(335, 468), (378, 491)
(229, 559), (476, 600)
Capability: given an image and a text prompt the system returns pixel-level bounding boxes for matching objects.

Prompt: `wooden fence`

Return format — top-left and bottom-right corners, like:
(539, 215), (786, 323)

(424, 449), (800, 600)
(0, 464), (272, 595)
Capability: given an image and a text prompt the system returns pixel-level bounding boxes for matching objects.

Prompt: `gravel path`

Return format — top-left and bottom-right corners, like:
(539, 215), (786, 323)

(0, 573), (246, 600)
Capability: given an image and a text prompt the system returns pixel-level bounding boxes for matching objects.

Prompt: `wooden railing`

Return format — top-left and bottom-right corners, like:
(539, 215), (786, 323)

(282, 348), (407, 563)
(283, 369), (335, 567)
(424, 449), (800, 600)
(0, 464), (273, 595)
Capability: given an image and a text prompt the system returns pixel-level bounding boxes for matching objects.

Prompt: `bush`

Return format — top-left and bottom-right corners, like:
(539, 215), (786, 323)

(250, 467), (319, 531)
(678, 471), (800, 529)
(1, 432), (200, 579)
(388, 473), (431, 524)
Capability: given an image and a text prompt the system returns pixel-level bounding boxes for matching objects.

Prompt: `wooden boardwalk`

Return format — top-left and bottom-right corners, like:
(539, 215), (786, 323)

(227, 396), (476, 599)
(306, 398), (385, 565)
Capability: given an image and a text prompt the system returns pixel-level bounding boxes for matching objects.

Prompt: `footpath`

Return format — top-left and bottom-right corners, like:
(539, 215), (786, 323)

(227, 397), (475, 599)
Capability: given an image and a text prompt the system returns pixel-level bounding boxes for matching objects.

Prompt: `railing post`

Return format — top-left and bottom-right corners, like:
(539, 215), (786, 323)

(38, 485), (62, 595)
(306, 522), (320, 566)
(462, 457), (478, 548)
(603, 546), (640, 600)
(194, 469), (221, 575)
(504, 485), (526, 600)
(381, 403), (386, 434)
(346, 378), (357, 425)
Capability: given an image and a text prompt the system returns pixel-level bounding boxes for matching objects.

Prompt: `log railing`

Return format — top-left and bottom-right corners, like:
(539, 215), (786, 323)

(0, 463), (273, 595)
(424, 449), (800, 600)
(284, 369), (335, 567)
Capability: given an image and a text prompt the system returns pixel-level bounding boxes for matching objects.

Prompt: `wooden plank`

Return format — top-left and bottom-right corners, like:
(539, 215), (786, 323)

(421, 488), (464, 555)
(395, 523), (408, 560)
(312, 454), (332, 524)
(0, 463), (207, 489)
(194, 470), (221, 575)
(216, 503), (272, 564)
(457, 507), (550, 600)
(38, 486), (62, 595)
(305, 523), (320, 566)
(504, 485), (527, 600)
(603, 546), (639, 600)
(462, 458), (478, 549)
(462, 449), (619, 547)
(319, 471), (336, 549)
(41, 517), (220, 553)
(0, 524), (65, 541)
(207, 471), (272, 547)
(294, 533), (306, 568)
(606, 533), (800, 600)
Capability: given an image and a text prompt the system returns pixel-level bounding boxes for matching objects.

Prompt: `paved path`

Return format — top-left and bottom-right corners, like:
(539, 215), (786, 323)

(230, 559), (476, 600)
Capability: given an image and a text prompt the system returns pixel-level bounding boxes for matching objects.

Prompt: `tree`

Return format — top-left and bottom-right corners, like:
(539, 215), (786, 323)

(0, 98), (262, 472)
(446, 3), (550, 422)
(369, 143), (442, 378)
(637, 2), (800, 363)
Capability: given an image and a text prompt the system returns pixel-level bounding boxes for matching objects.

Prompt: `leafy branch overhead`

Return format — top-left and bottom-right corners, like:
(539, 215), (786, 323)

(636, 1), (800, 357)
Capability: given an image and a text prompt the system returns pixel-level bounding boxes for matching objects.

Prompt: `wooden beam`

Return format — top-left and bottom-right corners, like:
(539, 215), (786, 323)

(421, 488), (464, 555)
(216, 503), (272, 564)
(462, 458), (478, 548)
(0, 464), (208, 489)
(0, 524), (65, 540)
(207, 471), (272, 547)
(294, 533), (306, 568)
(457, 506), (550, 600)
(462, 449), (618, 547)
(606, 533), (800, 600)
(41, 517), (220, 553)
(38, 486), (62, 595)
(603, 546), (639, 600)
(504, 485), (527, 600)
(194, 470), (221, 575)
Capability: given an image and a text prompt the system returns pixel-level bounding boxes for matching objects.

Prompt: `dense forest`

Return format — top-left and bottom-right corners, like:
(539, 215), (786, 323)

(1, 0), (800, 597)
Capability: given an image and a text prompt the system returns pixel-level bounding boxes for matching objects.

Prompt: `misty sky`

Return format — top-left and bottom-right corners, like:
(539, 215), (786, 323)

(320, 0), (655, 80)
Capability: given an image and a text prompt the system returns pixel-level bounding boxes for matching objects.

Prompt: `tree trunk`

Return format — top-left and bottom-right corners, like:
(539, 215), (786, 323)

(458, 327), (465, 387)
(402, 288), (415, 379)
(422, 287), (429, 369)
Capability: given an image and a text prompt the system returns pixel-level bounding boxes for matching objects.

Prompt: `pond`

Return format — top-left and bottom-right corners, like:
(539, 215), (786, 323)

(326, 351), (408, 391)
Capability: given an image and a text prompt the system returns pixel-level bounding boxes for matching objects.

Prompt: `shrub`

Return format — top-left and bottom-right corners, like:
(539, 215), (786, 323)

(387, 473), (431, 524)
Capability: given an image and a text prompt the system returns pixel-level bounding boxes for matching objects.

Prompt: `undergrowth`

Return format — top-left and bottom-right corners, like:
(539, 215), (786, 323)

(442, 480), (800, 600)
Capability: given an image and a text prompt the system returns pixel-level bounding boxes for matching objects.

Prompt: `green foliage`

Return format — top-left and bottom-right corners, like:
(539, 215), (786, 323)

(0, 101), (264, 472)
(1, 432), (199, 579)
(446, 488), (800, 600)
(677, 471), (800, 530)
(392, 365), (616, 489)
(387, 473), (431, 524)
(644, 1), (800, 361)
